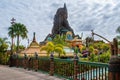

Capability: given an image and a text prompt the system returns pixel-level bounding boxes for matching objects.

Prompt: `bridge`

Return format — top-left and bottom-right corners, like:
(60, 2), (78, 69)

(0, 65), (63, 80)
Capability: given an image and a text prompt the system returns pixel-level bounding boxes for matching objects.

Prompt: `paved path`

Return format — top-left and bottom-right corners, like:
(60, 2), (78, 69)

(0, 65), (64, 80)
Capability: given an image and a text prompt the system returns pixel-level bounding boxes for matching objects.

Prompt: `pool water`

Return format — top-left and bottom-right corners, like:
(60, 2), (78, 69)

(64, 48), (74, 53)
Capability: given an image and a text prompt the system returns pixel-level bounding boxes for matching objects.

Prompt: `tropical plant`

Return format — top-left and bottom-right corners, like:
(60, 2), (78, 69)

(99, 50), (111, 63)
(93, 42), (102, 50)
(0, 37), (9, 53)
(88, 46), (94, 53)
(89, 53), (98, 62)
(101, 43), (109, 52)
(118, 41), (120, 45)
(81, 46), (86, 52)
(85, 37), (94, 47)
(116, 26), (120, 39)
(74, 46), (79, 54)
(13, 44), (25, 52)
(0, 52), (9, 65)
(0, 37), (10, 65)
(53, 34), (67, 46)
(8, 26), (15, 54)
(40, 42), (54, 56)
(116, 26), (120, 33)
(40, 42), (65, 57)
(8, 23), (28, 52)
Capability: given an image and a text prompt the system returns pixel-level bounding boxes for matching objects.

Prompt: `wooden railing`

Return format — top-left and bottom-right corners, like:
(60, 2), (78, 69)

(10, 55), (109, 80)
(9, 38), (120, 80)
(77, 61), (108, 80)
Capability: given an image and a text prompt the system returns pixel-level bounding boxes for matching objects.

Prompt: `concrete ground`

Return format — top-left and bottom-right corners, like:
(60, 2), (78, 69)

(0, 65), (64, 80)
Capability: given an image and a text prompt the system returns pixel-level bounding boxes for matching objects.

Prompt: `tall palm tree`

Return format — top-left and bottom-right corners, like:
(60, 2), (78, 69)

(8, 26), (15, 54)
(8, 23), (28, 52)
(116, 26), (120, 39)
(40, 42), (65, 57)
(116, 26), (120, 33)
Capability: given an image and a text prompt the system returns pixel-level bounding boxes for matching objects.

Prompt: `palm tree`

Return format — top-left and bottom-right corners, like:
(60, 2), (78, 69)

(53, 34), (68, 46)
(86, 37), (94, 47)
(116, 26), (120, 33)
(8, 23), (28, 52)
(40, 42), (65, 57)
(40, 42), (54, 56)
(54, 44), (66, 57)
(8, 26), (15, 54)
(116, 26), (120, 39)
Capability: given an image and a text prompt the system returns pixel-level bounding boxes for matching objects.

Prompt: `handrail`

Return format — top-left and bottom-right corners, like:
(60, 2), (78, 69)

(78, 61), (109, 67)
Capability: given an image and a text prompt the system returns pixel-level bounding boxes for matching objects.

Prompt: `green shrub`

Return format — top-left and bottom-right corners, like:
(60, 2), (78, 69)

(89, 46), (94, 53)
(99, 51), (111, 63)
(80, 57), (89, 61)
(0, 53), (9, 65)
(81, 46), (86, 52)
(89, 53), (97, 62)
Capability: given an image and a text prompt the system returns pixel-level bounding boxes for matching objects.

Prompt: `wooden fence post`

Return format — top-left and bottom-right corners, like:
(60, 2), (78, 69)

(24, 58), (28, 69)
(16, 58), (19, 67)
(109, 38), (120, 80)
(33, 53), (39, 71)
(74, 54), (79, 80)
(50, 53), (54, 76)
(28, 57), (32, 70)
(15, 54), (18, 67)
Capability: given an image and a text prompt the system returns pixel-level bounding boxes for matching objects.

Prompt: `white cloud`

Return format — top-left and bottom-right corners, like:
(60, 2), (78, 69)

(0, 0), (120, 46)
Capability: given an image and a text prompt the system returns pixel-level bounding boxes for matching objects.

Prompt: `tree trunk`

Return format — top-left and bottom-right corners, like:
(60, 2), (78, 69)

(11, 37), (14, 55)
(17, 35), (19, 53)
(58, 53), (60, 58)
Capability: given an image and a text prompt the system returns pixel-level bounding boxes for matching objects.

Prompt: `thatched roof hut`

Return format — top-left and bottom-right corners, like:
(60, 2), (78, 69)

(21, 32), (41, 55)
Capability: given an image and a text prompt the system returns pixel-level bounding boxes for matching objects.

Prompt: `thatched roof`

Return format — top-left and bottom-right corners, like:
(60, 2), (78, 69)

(21, 42), (40, 54)
(21, 32), (41, 54)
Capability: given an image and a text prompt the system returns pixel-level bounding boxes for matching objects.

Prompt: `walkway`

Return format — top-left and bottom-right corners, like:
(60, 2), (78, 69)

(0, 65), (64, 80)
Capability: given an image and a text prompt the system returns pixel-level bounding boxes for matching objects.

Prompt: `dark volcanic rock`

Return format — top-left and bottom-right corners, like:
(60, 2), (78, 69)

(52, 3), (75, 36)
(44, 4), (76, 42)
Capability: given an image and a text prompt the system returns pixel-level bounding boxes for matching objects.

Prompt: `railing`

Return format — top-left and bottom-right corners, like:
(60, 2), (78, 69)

(38, 58), (50, 73)
(54, 59), (108, 80)
(10, 56), (109, 80)
(8, 38), (120, 80)
(14, 57), (50, 73)
(16, 57), (24, 68)
(77, 61), (108, 80)
(54, 59), (74, 79)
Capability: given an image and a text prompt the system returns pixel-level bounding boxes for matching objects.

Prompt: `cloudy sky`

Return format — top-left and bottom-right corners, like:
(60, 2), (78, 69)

(0, 0), (120, 46)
